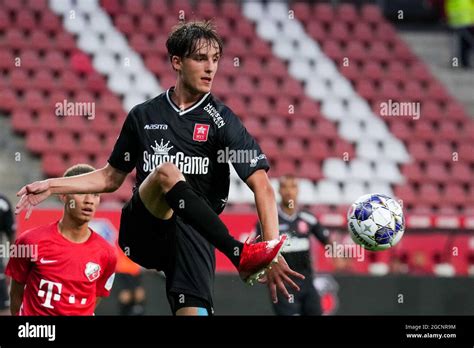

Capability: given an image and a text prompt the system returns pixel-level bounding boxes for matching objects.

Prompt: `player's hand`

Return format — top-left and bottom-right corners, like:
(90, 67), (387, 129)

(259, 254), (305, 303)
(15, 180), (52, 218)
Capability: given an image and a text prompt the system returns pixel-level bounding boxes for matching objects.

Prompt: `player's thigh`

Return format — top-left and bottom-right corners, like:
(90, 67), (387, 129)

(139, 162), (185, 219)
(167, 292), (213, 316)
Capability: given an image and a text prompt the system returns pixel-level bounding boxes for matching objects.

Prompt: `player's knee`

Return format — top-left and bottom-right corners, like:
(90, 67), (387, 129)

(152, 162), (184, 191)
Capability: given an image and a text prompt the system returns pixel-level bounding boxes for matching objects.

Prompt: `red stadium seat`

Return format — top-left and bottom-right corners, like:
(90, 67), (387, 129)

(15, 10), (36, 32)
(361, 61), (384, 81)
(418, 184), (442, 205)
(403, 80), (425, 102)
(289, 119), (314, 140)
(9, 69), (30, 91)
(233, 76), (256, 98)
(259, 137), (279, 158)
(115, 14), (134, 35)
(220, 1), (240, 18)
(195, 1), (218, 18)
(413, 122), (435, 141)
(393, 185), (417, 206)
(337, 3), (358, 24)
(249, 98), (272, 119)
(34, 70), (57, 91)
(307, 139), (330, 161)
(139, 14), (159, 35)
(298, 161), (323, 181)
(281, 138), (306, 159)
(292, 2), (311, 23)
(148, 0), (168, 16)
(30, 31), (54, 51)
(431, 142), (454, 162)
(44, 51), (68, 72)
(0, 9), (11, 32)
(51, 132), (77, 155)
(11, 109), (34, 133)
(26, 130), (51, 154)
(243, 57), (263, 80)
(273, 159), (296, 177)
(329, 22), (350, 43)
(407, 141), (431, 161)
(438, 121), (459, 142)
(451, 162), (472, 184)
(323, 40), (344, 61)
(313, 3), (335, 25)
(361, 4), (385, 25)
(55, 31), (77, 53)
(369, 41), (392, 63)
(401, 163), (424, 183)
(266, 118), (287, 138)
(306, 21), (326, 42)
(443, 184), (468, 206)
(0, 50), (15, 70)
(124, 0), (145, 16)
(345, 41), (367, 63)
(236, 20), (255, 42)
(389, 122), (412, 141)
(243, 118), (264, 139)
(424, 162), (449, 184)
(42, 153), (66, 177)
(24, 89), (46, 111)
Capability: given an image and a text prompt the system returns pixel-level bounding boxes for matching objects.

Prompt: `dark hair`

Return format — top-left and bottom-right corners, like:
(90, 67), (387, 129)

(63, 164), (96, 177)
(166, 20), (223, 61)
(279, 174), (297, 185)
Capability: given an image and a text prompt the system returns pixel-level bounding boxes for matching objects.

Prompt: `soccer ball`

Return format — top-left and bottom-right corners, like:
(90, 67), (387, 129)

(347, 193), (405, 251)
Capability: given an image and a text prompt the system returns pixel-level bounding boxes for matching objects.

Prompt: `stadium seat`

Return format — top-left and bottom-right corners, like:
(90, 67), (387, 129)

(322, 158), (349, 182)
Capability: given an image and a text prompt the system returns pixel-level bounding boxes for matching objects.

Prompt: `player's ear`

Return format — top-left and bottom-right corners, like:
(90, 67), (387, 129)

(171, 55), (182, 72)
(58, 194), (67, 204)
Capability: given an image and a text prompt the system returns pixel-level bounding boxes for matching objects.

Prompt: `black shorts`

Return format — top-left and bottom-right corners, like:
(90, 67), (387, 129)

(119, 190), (215, 314)
(272, 275), (322, 316)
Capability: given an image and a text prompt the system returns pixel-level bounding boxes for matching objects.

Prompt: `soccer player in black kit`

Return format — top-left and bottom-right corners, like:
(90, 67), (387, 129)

(15, 21), (304, 315)
(0, 194), (15, 315)
(257, 175), (331, 315)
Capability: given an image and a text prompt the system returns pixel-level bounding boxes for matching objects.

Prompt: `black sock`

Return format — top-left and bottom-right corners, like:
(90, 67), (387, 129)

(165, 180), (243, 267)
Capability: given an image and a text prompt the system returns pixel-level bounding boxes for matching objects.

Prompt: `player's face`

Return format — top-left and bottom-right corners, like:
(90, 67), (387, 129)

(279, 178), (299, 208)
(175, 39), (220, 95)
(63, 193), (100, 224)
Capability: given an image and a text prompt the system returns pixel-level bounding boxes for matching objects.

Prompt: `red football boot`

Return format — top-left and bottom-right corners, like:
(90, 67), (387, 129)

(238, 234), (288, 285)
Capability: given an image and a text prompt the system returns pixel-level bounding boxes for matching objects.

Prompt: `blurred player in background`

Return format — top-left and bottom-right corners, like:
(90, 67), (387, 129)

(0, 194), (15, 315)
(7, 164), (117, 315)
(115, 257), (146, 316)
(15, 21), (303, 316)
(256, 175), (331, 315)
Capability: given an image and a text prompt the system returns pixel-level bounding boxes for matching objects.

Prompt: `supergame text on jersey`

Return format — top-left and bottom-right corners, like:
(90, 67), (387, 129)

(108, 88), (270, 214)
(6, 221), (117, 316)
(257, 207), (330, 275)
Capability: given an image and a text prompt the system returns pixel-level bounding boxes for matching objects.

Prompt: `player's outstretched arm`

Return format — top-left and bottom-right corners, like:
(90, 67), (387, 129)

(9, 279), (25, 316)
(15, 164), (127, 215)
(246, 170), (305, 302)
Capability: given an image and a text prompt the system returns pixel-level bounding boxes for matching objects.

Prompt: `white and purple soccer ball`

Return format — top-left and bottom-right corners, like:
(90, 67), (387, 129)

(347, 193), (405, 251)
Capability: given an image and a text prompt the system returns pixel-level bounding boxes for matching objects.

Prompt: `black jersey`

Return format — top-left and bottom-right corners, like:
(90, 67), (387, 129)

(108, 88), (270, 214)
(256, 207), (330, 275)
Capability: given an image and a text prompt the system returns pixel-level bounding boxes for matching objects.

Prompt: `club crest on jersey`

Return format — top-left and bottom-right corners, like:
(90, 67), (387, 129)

(193, 124), (210, 142)
(84, 262), (101, 282)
